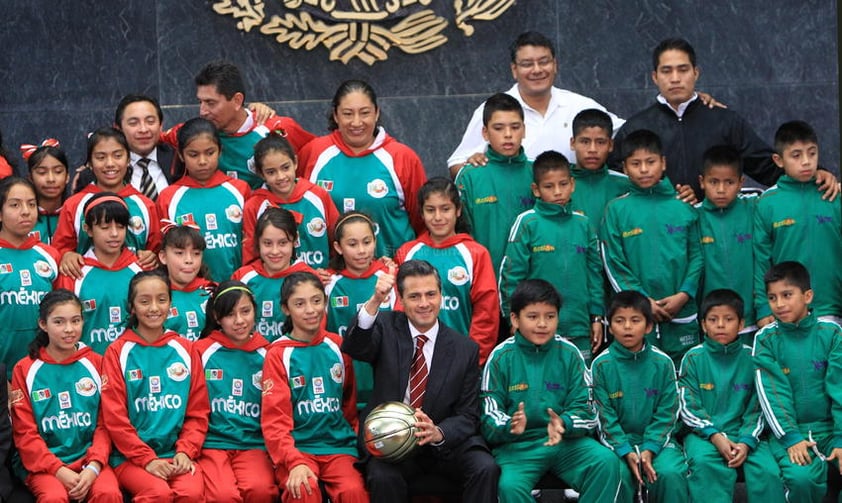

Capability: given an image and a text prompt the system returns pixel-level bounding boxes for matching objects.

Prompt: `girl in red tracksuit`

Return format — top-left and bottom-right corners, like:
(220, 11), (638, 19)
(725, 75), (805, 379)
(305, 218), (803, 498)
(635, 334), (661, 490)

(10, 289), (122, 503)
(100, 270), (209, 502)
(261, 271), (367, 503)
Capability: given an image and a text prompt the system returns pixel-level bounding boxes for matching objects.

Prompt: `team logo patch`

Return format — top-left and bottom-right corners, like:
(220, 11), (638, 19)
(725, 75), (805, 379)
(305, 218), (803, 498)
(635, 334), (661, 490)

(262, 300), (273, 318)
(206, 369), (223, 381)
(75, 377), (97, 397)
(291, 376), (306, 388)
(367, 179), (388, 198)
(34, 260), (54, 278)
(128, 369), (143, 381)
(9, 388), (23, 406)
(128, 215), (146, 235)
(447, 266), (469, 286)
(252, 371), (263, 390)
(225, 205), (243, 224)
(167, 362), (189, 381)
(109, 306), (122, 323)
(168, 307), (179, 318)
(186, 311), (199, 328)
(773, 218), (796, 229)
(701, 236), (715, 244)
(232, 378), (243, 397)
(28, 230), (42, 241)
(82, 299), (96, 311)
(32, 388), (51, 402)
(307, 217), (327, 237)
(700, 383), (715, 390)
(0, 263), (13, 274)
(317, 180), (334, 191)
(622, 228), (643, 238)
(205, 213), (218, 231)
(312, 376), (325, 395)
(330, 363), (344, 384)
(508, 383), (528, 392)
(150, 376), (161, 394)
(246, 156), (257, 174)
(331, 296), (349, 308)
(58, 391), (72, 409)
(343, 198), (355, 212)
(19, 269), (31, 287)
(176, 213), (196, 226)
(262, 378), (274, 396)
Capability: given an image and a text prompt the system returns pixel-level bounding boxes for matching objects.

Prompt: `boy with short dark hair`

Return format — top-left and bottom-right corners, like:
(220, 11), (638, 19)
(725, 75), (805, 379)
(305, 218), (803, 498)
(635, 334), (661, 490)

(568, 108), (630, 223)
(696, 145), (758, 344)
(753, 120), (842, 329)
(754, 261), (842, 502)
(498, 150), (603, 362)
(591, 290), (689, 502)
(456, 93), (534, 277)
(600, 129), (703, 362)
(679, 289), (784, 503)
(481, 279), (630, 502)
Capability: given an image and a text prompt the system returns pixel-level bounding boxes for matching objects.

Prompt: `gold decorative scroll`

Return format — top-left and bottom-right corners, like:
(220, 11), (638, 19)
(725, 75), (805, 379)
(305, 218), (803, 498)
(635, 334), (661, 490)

(212, 0), (516, 65)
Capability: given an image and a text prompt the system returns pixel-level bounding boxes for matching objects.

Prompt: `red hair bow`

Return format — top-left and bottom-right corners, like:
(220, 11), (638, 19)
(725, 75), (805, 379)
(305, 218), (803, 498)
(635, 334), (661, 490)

(20, 138), (60, 160)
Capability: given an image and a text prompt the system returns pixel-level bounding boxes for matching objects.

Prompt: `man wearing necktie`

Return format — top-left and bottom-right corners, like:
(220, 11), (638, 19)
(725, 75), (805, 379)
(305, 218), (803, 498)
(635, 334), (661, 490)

(344, 260), (499, 502)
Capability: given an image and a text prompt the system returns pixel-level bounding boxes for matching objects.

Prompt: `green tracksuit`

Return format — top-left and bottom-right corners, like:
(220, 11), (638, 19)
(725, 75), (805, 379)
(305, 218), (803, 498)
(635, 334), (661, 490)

(499, 200), (602, 361)
(753, 175), (842, 320)
(569, 163), (630, 224)
(600, 177), (703, 361)
(679, 337), (784, 503)
(753, 311), (842, 502)
(591, 341), (689, 502)
(481, 333), (630, 503)
(456, 146), (534, 276)
(697, 195), (758, 340)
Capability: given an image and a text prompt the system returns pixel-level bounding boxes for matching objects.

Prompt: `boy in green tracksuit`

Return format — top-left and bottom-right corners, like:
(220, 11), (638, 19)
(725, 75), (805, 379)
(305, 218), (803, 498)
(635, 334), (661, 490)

(498, 151), (603, 363)
(600, 129), (703, 363)
(456, 93), (534, 277)
(753, 120), (842, 329)
(592, 290), (689, 502)
(568, 108), (630, 224)
(696, 145), (759, 345)
(754, 261), (842, 502)
(679, 289), (784, 503)
(481, 279), (630, 503)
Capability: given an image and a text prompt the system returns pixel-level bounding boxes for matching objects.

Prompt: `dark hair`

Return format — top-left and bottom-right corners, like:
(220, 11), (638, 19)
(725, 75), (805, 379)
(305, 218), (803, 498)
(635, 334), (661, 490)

(328, 79), (380, 132)
(482, 93), (524, 126)
(329, 211), (377, 270)
(160, 225), (211, 281)
(27, 145), (69, 175)
(114, 94), (163, 126)
(83, 192), (130, 228)
(572, 108), (613, 137)
(253, 132), (297, 175)
(126, 270), (171, 329)
(201, 280), (256, 338)
(532, 150), (571, 183)
(177, 117), (220, 154)
(774, 120), (818, 155)
(195, 61), (246, 101)
(28, 289), (83, 359)
(652, 37), (697, 71)
(702, 145), (743, 177)
(510, 279), (562, 315)
(509, 31), (555, 63)
(700, 288), (744, 321)
(255, 207), (299, 260)
(396, 260), (441, 297)
(764, 261), (811, 292)
(280, 272), (326, 335)
(607, 290), (654, 326)
(417, 177), (470, 234)
(86, 127), (130, 169)
(620, 129), (663, 160)
(0, 177), (37, 228)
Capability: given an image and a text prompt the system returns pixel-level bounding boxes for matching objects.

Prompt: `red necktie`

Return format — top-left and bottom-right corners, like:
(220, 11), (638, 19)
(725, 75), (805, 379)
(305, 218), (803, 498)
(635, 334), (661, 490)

(409, 334), (429, 409)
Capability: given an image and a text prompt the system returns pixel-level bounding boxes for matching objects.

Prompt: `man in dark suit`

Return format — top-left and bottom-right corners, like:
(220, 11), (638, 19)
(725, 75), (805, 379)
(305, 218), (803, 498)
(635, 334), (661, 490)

(343, 260), (499, 502)
(72, 94), (183, 197)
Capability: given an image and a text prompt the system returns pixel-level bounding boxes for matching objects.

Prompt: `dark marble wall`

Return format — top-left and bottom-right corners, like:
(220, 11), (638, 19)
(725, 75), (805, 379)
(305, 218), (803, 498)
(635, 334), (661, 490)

(1, 1), (838, 180)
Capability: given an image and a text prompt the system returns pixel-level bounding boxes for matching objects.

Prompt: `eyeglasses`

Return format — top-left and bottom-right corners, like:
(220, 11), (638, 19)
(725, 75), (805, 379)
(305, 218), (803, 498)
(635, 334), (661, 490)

(514, 57), (554, 70)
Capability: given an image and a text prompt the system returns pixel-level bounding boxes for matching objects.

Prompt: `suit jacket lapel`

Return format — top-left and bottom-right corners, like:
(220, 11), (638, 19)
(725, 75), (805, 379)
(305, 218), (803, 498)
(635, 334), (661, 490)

(396, 315), (414, 398)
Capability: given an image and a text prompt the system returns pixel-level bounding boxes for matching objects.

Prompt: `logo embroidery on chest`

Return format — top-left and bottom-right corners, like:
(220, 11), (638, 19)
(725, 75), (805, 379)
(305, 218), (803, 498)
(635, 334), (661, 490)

(367, 179), (389, 198)
(447, 266), (469, 286)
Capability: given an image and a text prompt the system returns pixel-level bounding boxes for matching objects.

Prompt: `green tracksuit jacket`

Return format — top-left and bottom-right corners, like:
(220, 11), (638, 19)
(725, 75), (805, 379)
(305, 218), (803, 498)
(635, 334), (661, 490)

(696, 195), (758, 327)
(600, 177), (703, 358)
(753, 175), (842, 319)
(591, 341), (679, 457)
(480, 332), (596, 447)
(456, 147), (534, 276)
(753, 311), (842, 448)
(569, 163), (630, 224)
(679, 337), (763, 447)
(499, 200), (603, 340)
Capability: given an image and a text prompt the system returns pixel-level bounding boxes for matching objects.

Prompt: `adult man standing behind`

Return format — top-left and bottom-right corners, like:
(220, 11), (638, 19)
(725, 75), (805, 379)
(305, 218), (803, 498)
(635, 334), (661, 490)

(163, 60), (316, 189)
(343, 260), (499, 502)
(447, 31), (623, 177)
(609, 38), (836, 200)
